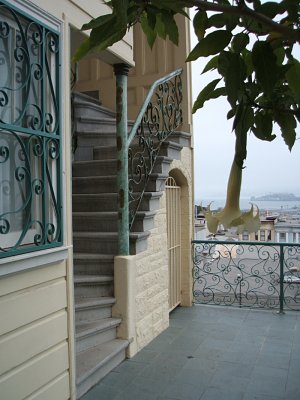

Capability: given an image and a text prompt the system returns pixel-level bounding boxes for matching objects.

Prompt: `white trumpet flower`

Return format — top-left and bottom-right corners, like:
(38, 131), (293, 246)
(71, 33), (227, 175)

(204, 160), (260, 234)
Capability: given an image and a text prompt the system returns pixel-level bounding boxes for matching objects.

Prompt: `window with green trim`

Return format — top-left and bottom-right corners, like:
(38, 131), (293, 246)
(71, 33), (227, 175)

(0, 0), (62, 258)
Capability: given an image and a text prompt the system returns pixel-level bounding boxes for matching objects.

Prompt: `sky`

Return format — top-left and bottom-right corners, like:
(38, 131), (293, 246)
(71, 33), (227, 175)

(190, 13), (300, 202)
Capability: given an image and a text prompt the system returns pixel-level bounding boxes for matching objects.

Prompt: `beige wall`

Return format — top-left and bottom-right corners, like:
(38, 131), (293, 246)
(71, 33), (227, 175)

(0, 261), (72, 399)
(135, 194), (170, 351)
(74, 13), (193, 135)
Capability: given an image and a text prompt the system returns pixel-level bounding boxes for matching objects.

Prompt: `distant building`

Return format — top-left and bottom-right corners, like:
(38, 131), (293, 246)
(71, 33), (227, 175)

(239, 216), (277, 242)
(275, 220), (300, 243)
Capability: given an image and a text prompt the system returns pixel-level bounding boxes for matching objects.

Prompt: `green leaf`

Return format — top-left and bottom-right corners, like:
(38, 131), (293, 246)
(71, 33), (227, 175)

(161, 11), (179, 45)
(218, 50), (231, 76)
(256, 1), (283, 18)
(192, 78), (221, 113)
(186, 30), (232, 62)
(225, 54), (246, 107)
(72, 38), (92, 62)
(155, 13), (167, 39)
(286, 61), (300, 102)
(227, 108), (236, 120)
(241, 49), (254, 77)
(275, 112), (297, 150)
(252, 41), (279, 97)
(193, 10), (207, 40)
(207, 13), (226, 28)
(252, 112), (276, 141)
(232, 33), (249, 54)
(224, 13), (239, 32)
(82, 13), (113, 31)
(201, 55), (219, 74)
(141, 13), (157, 48)
(151, 0), (190, 18)
(112, 0), (129, 25)
(273, 47), (285, 66)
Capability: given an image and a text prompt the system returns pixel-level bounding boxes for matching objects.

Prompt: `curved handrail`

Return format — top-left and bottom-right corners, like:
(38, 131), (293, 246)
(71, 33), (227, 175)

(128, 68), (183, 145)
(127, 68), (183, 229)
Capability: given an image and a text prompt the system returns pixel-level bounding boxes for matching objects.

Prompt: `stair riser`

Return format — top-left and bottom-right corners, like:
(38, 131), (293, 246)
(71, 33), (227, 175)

(75, 284), (113, 298)
(73, 237), (118, 254)
(72, 197), (118, 212)
(132, 216), (155, 232)
(130, 237), (148, 255)
(77, 348), (126, 399)
(73, 178), (117, 194)
(140, 195), (162, 212)
(76, 119), (117, 134)
(93, 147), (117, 160)
(145, 178), (166, 192)
(74, 263), (114, 276)
(160, 143), (182, 160)
(75, 305), (113, 323)
(73, 102), (115, 119)
(73, 216), (118, 232)
(153, 160), (172, 175)
(76, 327), (117, 353)
(73, 162), (117, 177)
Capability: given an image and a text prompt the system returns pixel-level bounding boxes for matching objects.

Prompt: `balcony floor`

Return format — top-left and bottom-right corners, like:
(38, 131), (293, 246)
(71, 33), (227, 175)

(82, 305), (300, 400)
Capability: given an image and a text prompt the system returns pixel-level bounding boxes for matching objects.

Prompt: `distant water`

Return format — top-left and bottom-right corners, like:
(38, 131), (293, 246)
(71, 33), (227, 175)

(197, 198), (300, 212)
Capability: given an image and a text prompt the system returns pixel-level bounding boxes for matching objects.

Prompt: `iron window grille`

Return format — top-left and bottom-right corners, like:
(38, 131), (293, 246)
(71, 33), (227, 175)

(0, 0), (62, 258)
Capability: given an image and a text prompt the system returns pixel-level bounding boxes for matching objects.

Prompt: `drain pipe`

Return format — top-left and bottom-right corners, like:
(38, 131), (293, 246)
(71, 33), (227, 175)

(114, 63), (130, 256)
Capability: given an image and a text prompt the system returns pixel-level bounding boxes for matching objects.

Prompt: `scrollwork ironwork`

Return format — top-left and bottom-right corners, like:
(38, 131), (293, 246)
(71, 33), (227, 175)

(0, 1), (62, 258)
(0, 2), (59, 134)
(128, 71), (182, 229)
(192, 240), (300, 311)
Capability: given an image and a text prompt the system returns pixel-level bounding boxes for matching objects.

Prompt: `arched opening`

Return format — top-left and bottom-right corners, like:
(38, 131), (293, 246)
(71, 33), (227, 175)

(166, 176), (181, 311)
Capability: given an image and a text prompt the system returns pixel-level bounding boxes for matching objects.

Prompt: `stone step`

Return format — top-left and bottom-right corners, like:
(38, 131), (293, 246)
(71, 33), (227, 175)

(73, 210), (156, 233)
(72, 92), (116, 119)
(72, 193), (118, 212)
(73, 211), (118, 232)
(72, 173), (168, 194)
(169, 130), (191, 147)
(73, 253), (114, 276)
(74, 274), (114, 298)
(72, 155), (172, 177)
(73, 176), (117, 194)
(76, 339), (128, 399)
(72, 191), (163, 213)
(76, 318), (121, 353)
(73, 231), (151, 255)
(93, 146), (117, 160)
(72, 159), (117, 177)
(75, 297), (116, 322)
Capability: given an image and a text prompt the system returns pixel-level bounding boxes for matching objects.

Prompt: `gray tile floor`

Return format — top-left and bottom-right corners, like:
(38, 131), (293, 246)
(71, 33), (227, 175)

(81, 305), (300, 400)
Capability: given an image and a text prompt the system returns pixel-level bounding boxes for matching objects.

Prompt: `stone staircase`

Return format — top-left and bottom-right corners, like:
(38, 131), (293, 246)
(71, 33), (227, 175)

(72, 92), (190, 398)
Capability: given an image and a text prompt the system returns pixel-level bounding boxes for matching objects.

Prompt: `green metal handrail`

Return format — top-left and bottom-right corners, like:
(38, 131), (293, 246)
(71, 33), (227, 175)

(192, 239), (300, 312)
(114, 65), (183, 255)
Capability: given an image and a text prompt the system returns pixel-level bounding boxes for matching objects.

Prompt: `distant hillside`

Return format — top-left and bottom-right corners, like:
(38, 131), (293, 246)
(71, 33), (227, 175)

(250, 193), (300, 201)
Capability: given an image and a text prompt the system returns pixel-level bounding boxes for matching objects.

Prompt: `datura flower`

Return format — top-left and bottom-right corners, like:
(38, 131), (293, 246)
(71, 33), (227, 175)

(204, 160), (261, 235)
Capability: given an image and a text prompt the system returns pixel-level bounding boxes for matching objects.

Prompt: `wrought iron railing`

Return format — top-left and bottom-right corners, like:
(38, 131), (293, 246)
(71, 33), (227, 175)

(192, 240), (300, 312)
(0, 1), (62, 258)
(128, 69), (183, 229)
(114, 65), (183, 255)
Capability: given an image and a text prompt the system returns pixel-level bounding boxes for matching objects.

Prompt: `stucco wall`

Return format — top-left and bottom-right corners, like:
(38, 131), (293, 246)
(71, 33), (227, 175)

(135, 194), (170, 351)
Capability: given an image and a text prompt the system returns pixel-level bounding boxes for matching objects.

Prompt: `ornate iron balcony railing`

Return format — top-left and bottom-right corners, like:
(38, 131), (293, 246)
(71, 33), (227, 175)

(192, 240), (300, 312)
(0, 1), (62, 258)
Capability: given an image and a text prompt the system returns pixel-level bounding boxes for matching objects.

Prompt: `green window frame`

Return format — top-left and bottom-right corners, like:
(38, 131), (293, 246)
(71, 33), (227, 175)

(0, 0), (62, 258)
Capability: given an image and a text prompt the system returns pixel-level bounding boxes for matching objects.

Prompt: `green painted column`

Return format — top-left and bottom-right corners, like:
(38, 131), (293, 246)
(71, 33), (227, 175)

(113, 63), (130, 256)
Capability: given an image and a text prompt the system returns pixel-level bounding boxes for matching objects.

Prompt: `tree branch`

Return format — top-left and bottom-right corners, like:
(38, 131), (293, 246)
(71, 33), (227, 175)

(187, 0), (300, 43)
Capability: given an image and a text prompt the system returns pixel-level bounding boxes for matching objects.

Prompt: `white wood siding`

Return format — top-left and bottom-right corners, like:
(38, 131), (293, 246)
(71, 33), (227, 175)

(0, 262), (71, 399)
